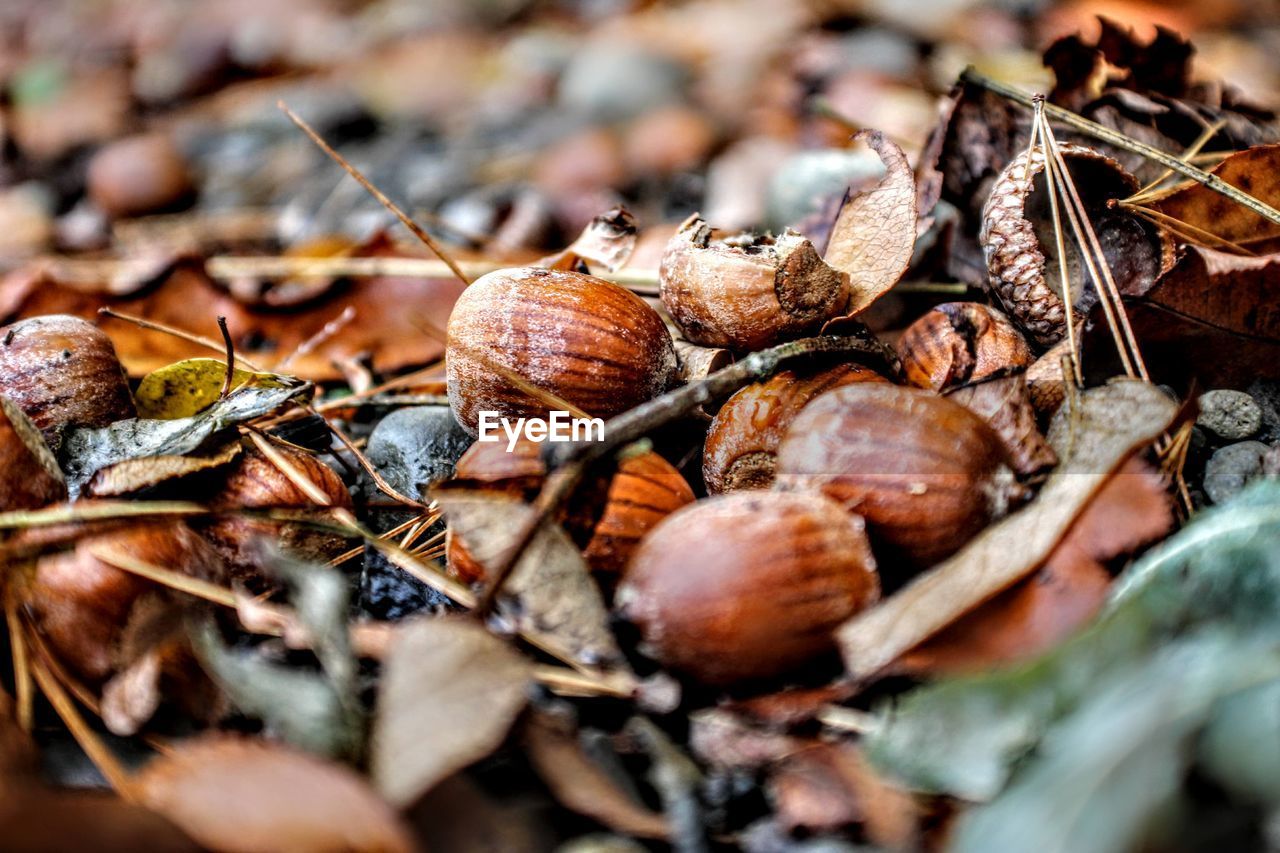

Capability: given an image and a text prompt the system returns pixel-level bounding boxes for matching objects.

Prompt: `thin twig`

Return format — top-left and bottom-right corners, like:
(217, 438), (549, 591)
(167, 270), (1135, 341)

(216, 316), (236, 399)
(278, 102), (471, 285)
(4, 590), (32, 732)
(277, 306), (356, 371)
(961, 67), (1280, 227)
(98, 308), (266, 372)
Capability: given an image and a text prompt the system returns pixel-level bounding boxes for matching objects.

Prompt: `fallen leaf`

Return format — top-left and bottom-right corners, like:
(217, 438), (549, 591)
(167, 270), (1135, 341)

(135, 735), (416, 853)
(821, 131), (916, 319)
(0, 789), (199, 852)
(432, 487), (624, 668)
(372, 617), (531, 807)
(1145, 144), (1280, 249)
(524, 712), (669, 840)
(542, 206), (638, 274)
(134, 358), (295, 420)
(1083, 245), (1280, 389)
(59, 379), (311, 497)
(83, 438), (241, 499)
(896, 458), (1172, 676)
(837, 380), (1177, 682)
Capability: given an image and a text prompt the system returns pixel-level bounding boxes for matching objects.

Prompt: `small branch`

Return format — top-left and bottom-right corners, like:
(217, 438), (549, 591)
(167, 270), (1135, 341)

(960, 67), (1280, 228)
(99, 308), (265, 372)
(216, 316), (236, 399)
(278, 102), (472, 286)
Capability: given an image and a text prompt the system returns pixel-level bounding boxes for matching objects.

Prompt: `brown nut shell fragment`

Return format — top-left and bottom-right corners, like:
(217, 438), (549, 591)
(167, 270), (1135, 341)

(617, 491), (879, 687)
(659, 215), (849, 352)
(703, 362), (888, 494)
(0, 396), (66, 510)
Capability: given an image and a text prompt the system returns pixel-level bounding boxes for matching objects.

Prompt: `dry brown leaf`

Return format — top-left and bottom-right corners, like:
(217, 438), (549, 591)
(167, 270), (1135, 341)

(0, 789), (199, 852)
(895, 458), (1172, 676)
(769, 742), (919, 847)
(822, 131), (917, 319)
(524, 712), (669, 840)
(372, 617), (532, 808)
(135, 735), (416, 853)
(83, 439), (241, 499)
(1147, 144), (1280, 248)
(838, 380), (1177, 682)
(541, 206), (639, 274)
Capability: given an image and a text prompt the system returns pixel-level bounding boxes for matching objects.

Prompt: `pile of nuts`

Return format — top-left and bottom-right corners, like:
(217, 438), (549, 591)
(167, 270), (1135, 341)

(442, 218), (1064, 689)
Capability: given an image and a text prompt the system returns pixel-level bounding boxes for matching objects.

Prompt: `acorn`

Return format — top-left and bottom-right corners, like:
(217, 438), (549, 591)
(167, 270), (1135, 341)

(86, 133), (195, 219)
(616, 491), (879, 687)
(0, 396), (66, 510)
(0, 315), (136, 448)
(445, 438), (694, 582)
(198, 442), (354, 581)
(659, 215), (849, 352)
(446, 267), (677, 434)
(776, 384), (1025, 571)
(702, 362), (888, 493)
(896, 303), (1056, 475)
(980, 143), (1170, 347)
(19, 517), (224, 685)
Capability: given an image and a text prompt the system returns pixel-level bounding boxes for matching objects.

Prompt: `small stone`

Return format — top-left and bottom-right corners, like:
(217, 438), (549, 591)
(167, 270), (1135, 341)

(1204, 441), (1270, 504)
(362, 405), (473, 507)
(1197, 389), (1263, 440)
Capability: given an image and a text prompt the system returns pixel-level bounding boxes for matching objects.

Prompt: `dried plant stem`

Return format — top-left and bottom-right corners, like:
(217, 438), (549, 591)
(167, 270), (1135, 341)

(961, 68), (1280, 227)
(29, 653), (136, 799)
(216, 316), (236, 399)
(1127, 118), (1227, 203)
(98, 308), (266, 371)
(278, 102), (471, 285)
(5, 590), (33, 731)
(0, 500), (206, 530)
(316, 411), (430, 509)
(277, 305), (356, 371)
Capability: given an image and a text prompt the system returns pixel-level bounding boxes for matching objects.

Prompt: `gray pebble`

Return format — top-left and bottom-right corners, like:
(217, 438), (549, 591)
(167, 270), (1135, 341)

(763, 148), (883, 231)
(559, 43), (685, 122)
(1197, 389), (1263, 440)
(362, 405), (472, 507)
(1204, 441), (1270, 504)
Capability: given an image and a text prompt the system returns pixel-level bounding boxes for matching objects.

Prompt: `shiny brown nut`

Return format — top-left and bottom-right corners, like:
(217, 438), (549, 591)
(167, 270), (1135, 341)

(446, 267), (677, 434)
(776, 384), (1025, 572)
(897, 302), (1056, 475)
(659, 215), (849, 352)
(0, 315), (136, 447)
(617, 491), (879, 687)
(86, 133), (195, 219)
(702, 362), (888, 494)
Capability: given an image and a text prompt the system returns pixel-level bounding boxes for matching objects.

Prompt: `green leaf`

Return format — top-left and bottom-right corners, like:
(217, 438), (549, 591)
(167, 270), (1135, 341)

(866, 480), (1280, 801)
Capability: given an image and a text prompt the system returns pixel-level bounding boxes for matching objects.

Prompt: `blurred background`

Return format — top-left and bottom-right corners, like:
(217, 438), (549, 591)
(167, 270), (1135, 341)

(2, 0), (1278, 267)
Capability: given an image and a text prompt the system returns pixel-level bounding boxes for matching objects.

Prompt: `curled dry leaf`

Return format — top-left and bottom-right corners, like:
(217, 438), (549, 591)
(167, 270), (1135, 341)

(837, 380), (1177, 682)
(433, 486), (624, 667)
(1083, 245), (1280, 389)
(1145, 144), (1280, 250)
(373, 617), (531, 807)
(135, 735), (416, 853)
(821, 131), (917, 321)
(83, 437), (241, 499)
(541, 205), (639, 273)
(895, 458), (1173, 676)
(524, 712), (669, 840)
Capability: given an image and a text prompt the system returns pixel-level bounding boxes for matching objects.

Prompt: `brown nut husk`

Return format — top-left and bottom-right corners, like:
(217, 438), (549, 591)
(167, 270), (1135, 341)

(897, 302), (1056, 475)
(446, 267), (677, 434)
(198, 443), (354, 581)
(776, 384), (1025, 573)
(445, 438), (694, 583)
(702, 362), (888, 494)
(0, 396), (66, 510)
(659, 215), (849, 352)
(21, 517), (225, 684)
(616, 491), (879, 687)
(980, 143), (1170, 347)
(0, 315), (136, 447)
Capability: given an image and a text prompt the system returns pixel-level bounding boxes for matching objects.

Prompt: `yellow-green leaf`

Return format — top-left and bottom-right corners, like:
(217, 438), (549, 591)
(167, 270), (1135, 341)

(135, 359), (290, 419)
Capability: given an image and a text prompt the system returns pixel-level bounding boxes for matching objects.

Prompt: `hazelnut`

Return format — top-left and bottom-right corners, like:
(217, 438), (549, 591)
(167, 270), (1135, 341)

(198, 443), (353, 580)
(21, 517), (224, 684)
(446, 267), (677, 434)
(0, 315), (136, 447)
(86, 133), (195, 219)
(776, 384), (1024, 572)
(703, 362), (887, 493)
(617, 491), (879, 686)
(897, 303), (1056, 475)
(445, 437), (693, 582)
(0, 396), (66, 510)
(659, 215), (849, 352)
